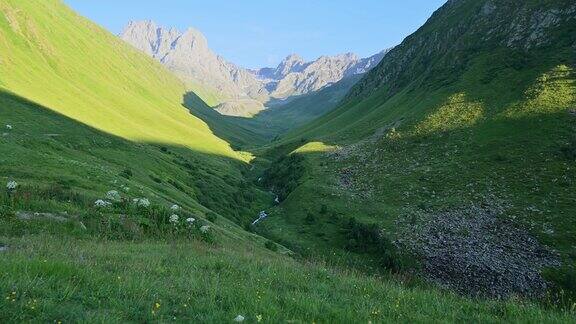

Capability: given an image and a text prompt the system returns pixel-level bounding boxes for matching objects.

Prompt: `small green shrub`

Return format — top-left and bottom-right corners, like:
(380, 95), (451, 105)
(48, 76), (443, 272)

(305, 212), (316, 225)
(150, 175), (163, 184)
(343, 218), (407, 272)
(120, 168), (133, 179)
(265, 240), (278, 252)
(207, 212), (217, 223)
(560, 138), (576, 160)
(543, 266), (576, 311)
(243, 223), (254, 233)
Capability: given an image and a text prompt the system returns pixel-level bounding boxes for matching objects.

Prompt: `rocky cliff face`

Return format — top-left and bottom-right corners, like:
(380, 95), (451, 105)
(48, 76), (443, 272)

(255, 51), (390, 98)
(121, 20), (388, 116)
(121, 20), (264, 101)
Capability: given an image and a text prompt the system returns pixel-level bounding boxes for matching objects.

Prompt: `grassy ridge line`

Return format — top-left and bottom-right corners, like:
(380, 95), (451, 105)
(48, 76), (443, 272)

(0, 0), (241, 159)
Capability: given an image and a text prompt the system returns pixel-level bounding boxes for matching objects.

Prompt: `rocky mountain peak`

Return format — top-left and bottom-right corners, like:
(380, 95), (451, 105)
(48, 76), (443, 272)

(275, 54), (306, 78)
(120, 21), (388, 116)
(179, 27), (208, 49)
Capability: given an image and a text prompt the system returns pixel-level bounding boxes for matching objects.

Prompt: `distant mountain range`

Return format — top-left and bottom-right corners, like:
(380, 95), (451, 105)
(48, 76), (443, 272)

(121, 20), (388, 116)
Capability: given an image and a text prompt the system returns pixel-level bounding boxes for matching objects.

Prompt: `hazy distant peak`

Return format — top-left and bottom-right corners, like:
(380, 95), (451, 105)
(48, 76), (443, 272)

(120, 20), (388, 116)
(282, 53), (305, 63)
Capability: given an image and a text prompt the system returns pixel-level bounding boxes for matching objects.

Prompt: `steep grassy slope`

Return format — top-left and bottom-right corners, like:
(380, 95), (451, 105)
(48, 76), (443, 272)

(0, 0), (273, 225)
(0, 0), (237, 157)
(256, 0), (576, 301)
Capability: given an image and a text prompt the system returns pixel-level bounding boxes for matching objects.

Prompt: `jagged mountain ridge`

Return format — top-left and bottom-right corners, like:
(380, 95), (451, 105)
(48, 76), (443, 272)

(120, 20), (388, 116)
(120, 20), (265, 102)
(254, 50), (389, 99)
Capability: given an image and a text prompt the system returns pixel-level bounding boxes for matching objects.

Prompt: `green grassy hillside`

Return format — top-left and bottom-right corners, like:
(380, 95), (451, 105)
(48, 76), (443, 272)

(256, 0), (576, 304)
(0, 0), (271, 225)
(1, 0), (575, 322)
(0, 0), (237, 158)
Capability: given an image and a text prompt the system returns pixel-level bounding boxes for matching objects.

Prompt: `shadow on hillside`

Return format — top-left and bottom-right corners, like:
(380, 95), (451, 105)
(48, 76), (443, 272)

(0, 89), (275, 225)
(182, 92), (281, 151)
(181, 77), (359, 152)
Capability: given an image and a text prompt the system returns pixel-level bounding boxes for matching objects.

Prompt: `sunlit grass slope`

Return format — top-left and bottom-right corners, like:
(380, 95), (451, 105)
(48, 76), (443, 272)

(0, 0), (237, 158)
(0, 0), (281, 236)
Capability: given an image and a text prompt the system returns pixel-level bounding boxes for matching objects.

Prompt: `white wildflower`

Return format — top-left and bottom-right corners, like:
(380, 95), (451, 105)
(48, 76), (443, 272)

(200, 225), (210, 233)
(170, 204), (180, 211)
(186, 217), (196, 224)
(133, 198), (150, 208)
(6, 180), (17, 190)
(5, 125), (12, 130)
(94, 199), (112, 208)
(105, 190), (121, 202)
(233, 315), (245, 322)
(138, 198), (150, 207)
(169, 214), (179, 224)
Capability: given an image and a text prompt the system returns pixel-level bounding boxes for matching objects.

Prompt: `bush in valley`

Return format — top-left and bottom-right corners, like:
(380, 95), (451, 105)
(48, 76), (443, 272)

(543, 266), (576, 311)
(265, 240), (278, 252)
(207, 212), (218, 223)
(305, 212), (316, 225)
(149, 175), (163, 184)
(120, 168), (133, 179)
(262, 153), (305, 200)
(320, 204), (328, 214)
(243, 223), (254, 233)
(343, 217), (405, 272)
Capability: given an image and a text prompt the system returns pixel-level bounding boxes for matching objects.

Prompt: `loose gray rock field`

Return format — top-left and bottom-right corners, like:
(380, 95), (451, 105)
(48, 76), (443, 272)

(397, 203), (561, 298)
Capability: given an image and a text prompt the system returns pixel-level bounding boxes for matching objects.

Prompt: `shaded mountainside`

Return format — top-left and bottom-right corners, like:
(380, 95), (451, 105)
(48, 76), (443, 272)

(258, 0), (576, 300)
(255, 75), (365, 134)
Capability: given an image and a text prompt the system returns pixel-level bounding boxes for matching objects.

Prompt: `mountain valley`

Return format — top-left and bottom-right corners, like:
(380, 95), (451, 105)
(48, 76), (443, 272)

(1, 0), (576, 322)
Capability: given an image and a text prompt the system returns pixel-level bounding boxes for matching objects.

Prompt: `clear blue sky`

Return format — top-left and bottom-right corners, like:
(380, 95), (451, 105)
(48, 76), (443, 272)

(64, 0), (446, 69)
